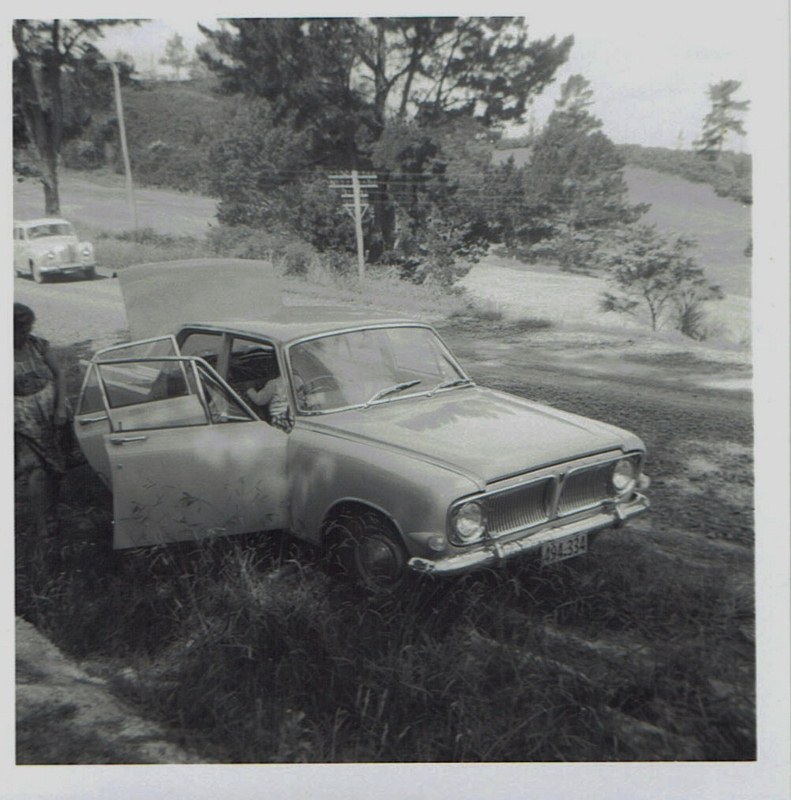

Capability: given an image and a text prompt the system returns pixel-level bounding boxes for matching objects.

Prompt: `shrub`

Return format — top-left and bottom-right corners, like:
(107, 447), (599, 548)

(281, 241), (315, 276)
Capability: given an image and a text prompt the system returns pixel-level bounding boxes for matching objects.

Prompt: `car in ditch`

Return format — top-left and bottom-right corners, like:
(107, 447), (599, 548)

(14, 217), (96, 282)
(74, 259), (650, 591)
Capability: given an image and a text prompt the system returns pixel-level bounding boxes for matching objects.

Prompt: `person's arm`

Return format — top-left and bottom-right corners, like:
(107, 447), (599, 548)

(246, 379), (277, 407)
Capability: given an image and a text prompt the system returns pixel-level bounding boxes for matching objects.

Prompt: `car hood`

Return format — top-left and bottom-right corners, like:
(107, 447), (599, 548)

(304, 386), (644, 486)
(118, 259), (283, 339)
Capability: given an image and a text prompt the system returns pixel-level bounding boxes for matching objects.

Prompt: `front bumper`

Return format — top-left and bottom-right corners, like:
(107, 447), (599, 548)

(408, 493), (649, 576)
(40, 261), (95, 274)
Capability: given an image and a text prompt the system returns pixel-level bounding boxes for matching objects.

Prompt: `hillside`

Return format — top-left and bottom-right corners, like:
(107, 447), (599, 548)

(624, 166), (751, 297)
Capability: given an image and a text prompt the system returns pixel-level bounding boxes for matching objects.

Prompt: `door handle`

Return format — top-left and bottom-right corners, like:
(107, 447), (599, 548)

(110, 435), (148, 444)
(78, 414), (109, 425)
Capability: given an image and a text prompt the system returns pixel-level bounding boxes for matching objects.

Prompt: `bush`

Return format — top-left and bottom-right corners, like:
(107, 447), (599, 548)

(281, 241), (315, 277)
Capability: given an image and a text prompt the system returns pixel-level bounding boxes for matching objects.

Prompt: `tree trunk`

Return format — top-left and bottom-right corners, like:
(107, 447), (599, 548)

(14, 24), (65, 216)
(41, 157), (60, 215)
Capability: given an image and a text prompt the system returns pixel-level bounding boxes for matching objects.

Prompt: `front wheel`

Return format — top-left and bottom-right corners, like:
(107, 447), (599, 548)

(325, 509), (408, 593)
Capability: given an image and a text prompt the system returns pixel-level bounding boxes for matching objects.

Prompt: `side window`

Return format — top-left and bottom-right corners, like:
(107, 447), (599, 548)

(98, 360), (193, 409)
(229, 337), (287, 424)
(96, 336), (180, 362)
(228, 337), (280, 392)
(198, 364), (254, 423)
(180, 331), (225, 370)
(96, 359), (206, 431)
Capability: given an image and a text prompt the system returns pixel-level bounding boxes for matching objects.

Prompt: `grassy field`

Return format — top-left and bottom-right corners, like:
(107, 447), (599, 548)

(624, 165), (751, 297)
(493, 149), (751, 299)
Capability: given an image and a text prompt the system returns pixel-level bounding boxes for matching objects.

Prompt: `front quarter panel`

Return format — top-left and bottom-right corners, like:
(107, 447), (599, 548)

(287, 422), (479, 556)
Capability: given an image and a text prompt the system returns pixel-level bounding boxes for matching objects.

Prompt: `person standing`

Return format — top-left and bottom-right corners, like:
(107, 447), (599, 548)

(14, 303), (69, 539)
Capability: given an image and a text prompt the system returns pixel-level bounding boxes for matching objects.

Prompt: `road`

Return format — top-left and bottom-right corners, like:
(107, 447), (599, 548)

(15, 272), (128, 352)
(14, 170), (217, 237)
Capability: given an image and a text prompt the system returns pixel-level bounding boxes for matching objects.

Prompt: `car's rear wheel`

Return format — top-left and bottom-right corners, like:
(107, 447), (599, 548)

(31, 262), (44, 283)
(325, 508), (408, 593)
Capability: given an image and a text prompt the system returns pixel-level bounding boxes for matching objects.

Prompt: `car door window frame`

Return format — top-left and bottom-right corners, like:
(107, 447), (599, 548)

(89, 354), (258, 433)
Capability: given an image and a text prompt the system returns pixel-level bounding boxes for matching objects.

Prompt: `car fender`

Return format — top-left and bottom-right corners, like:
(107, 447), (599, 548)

(286, 423), (480, 555)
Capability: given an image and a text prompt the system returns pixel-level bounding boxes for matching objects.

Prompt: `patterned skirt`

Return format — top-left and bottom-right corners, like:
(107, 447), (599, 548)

(14, 382), (66, 478)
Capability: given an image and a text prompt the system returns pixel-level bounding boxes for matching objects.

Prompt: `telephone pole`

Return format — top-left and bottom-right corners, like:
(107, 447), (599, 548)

(104, 61), (138, 230)
(329, 171), (378, 280)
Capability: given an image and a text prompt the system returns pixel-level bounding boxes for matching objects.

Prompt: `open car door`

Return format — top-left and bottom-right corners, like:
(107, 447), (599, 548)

(74, 336), (181, 486)
(76, 352), (288, 549)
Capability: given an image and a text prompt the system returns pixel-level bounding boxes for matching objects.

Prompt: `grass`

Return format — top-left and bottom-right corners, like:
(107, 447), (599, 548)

(14, 500), (754, 762)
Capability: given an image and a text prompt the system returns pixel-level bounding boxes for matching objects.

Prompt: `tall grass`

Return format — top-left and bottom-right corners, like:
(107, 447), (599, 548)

(15, 484), (754, 762)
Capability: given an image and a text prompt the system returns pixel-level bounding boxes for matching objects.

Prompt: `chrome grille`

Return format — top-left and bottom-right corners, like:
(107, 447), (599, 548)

(557, 462), (614, 516)
(484, 478), (553, 538)
(473, 455), (633, 541)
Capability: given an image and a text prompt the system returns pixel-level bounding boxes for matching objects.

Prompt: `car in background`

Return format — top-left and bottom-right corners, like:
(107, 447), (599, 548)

(13, 217), (96, 282)
(74, 259), (651, 592)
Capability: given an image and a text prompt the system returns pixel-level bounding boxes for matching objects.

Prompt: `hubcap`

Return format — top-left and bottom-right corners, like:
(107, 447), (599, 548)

(357, 535), (401, 583)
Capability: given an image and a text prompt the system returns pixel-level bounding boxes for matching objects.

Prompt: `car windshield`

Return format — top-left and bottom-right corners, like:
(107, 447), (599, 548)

(28, 222), (74, 239)
(288, 326), (469, 413)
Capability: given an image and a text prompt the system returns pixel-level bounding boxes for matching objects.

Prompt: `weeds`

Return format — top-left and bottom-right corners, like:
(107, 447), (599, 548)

(15, 485), (755, 762)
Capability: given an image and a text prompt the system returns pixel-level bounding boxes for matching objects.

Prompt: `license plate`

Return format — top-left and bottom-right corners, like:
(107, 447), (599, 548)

(541, 533), (588, 565)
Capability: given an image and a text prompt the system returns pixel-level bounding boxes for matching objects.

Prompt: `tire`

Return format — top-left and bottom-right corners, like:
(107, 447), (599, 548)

(325, 509), (408, 593)
(31, 262), (44, 283)
(83, 266), (96, 280)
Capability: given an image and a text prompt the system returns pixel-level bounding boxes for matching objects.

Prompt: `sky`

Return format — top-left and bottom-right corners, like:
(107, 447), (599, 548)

(92, 1), (767, 151)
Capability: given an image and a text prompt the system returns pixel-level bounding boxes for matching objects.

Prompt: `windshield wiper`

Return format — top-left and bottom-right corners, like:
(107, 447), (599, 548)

(428, 377), (474, 395)
(364, 380), (422, 408)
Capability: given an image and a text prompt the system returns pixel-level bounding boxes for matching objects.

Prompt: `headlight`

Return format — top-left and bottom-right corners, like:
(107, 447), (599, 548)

(612, 458), (637, 497)
(46, 251), (55, 260)
(81, 245), (92, 257)
(450, 501), (486, 544)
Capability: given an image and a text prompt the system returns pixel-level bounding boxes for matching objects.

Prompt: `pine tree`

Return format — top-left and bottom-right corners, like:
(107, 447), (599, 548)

(160, 33), (190, 80)
(693, 80), (749, 159)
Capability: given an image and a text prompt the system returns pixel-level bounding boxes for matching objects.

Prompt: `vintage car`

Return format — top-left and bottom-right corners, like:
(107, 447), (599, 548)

(74, 259), (650, 591)
(13, 217), (96, 282)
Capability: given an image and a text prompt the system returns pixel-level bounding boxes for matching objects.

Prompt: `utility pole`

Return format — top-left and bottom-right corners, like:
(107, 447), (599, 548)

(105, 61), (138, 230)
(329, 171), (378, 280)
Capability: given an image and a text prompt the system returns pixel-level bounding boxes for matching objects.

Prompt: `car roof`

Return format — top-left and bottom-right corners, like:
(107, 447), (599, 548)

(14, 217), (72, 227)
(181, 306), (425, 346)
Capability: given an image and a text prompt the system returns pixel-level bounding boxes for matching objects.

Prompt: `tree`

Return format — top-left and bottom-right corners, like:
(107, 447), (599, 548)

(693, 79), (749, 159)
(599, 224), (723, 336)
(160, 33), (190, 80)
(208, 98), (355, 252)
(13, 19), (132, 213)
(520, 75), (647, 266)
(200, 17), (573, 266)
